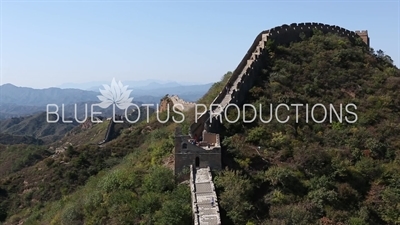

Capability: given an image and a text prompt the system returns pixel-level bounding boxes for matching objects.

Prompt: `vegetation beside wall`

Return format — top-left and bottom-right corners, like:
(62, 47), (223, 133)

(216, 32), (400, 225)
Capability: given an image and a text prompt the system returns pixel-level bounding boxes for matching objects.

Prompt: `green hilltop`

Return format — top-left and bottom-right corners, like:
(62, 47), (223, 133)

(0, 31), (400, 225)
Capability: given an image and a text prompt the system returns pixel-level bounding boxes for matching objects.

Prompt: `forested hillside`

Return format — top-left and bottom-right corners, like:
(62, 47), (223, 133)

(217, 31), (400, 224)
(0, 112), (193, 225)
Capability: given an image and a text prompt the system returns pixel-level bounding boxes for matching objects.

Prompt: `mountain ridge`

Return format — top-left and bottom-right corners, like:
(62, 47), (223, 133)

(57, 79), (211, 90)
(0, 82), (212, 119)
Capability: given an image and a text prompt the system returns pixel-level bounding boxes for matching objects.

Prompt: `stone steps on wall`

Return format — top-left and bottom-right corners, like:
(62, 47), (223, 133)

(190, 166), (221, 225)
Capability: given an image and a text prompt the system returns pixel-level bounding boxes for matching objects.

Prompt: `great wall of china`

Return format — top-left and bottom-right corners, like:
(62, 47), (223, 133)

(99, 22), (370, 225)
(189, 22), (369, 140)
(98, 115), (123, 145)
(171, 23), (369, 225)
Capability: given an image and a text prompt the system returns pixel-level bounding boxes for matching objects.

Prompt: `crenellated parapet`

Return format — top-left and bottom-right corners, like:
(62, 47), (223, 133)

(266, 22), (369, 46)
(269, 22), (357, 38)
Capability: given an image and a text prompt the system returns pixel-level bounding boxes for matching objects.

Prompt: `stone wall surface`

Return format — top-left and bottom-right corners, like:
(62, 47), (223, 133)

(104, 119), (115, 142)
(174, 128), (222, 175)
(99, 115), (124, 145)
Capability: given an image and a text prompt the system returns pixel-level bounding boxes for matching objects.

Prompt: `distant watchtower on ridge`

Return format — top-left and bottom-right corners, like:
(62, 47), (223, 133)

(355, 30), (370, 47)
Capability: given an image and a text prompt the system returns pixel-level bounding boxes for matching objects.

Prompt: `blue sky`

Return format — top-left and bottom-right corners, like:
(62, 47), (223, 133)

(1, 0), (399, 89)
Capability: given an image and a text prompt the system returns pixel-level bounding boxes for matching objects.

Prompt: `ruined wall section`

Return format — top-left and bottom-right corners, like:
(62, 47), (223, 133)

(159, 94), (196, 113)
(169, 95), (196, 111)
(159, 95), (173, 113)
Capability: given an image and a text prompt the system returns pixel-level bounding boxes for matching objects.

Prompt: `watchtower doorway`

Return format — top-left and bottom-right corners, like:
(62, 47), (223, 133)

(195, 157), (200, 168)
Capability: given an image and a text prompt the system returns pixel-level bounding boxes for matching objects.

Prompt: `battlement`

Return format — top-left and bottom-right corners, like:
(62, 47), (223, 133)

(355, 30), (368, 34)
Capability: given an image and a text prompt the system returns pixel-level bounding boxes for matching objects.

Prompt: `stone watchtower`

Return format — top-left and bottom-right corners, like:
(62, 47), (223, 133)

(174, 127), (222, 175)
(355, 30), (370, 47)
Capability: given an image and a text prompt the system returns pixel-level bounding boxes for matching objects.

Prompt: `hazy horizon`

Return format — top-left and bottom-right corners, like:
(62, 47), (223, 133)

(0, 78), (213, 91)
(0, 1), (399, 89)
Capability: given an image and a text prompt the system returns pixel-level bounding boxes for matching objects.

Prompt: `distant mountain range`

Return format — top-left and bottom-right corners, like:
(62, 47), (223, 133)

(0, 104), (157, 144)
(0, 112), (78, 143)
(0, 81), (213, 119)
(57, 79), (209, 91)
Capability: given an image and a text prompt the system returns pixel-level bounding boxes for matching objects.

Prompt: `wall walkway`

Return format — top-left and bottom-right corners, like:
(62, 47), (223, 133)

(190, 165), (221, 225)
